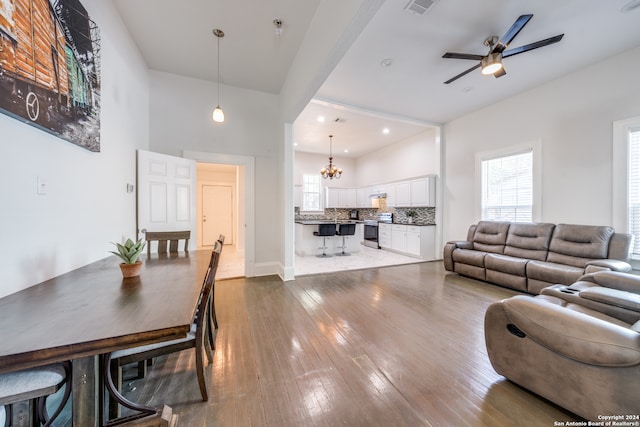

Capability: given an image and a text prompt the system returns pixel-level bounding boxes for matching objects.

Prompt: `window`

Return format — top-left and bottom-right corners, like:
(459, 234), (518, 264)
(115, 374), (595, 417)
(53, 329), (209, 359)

(480, 150), (533, 222)
(613, 117), (640, 265)
(301, 173), (322, 212)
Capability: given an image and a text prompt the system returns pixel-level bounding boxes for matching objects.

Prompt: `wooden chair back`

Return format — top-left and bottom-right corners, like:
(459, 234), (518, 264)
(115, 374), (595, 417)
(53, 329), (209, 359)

(144, 230), (190, 256)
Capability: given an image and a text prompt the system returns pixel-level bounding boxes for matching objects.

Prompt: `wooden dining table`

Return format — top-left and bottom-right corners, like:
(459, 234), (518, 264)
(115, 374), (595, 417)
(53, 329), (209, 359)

(0, 250), (212, 426)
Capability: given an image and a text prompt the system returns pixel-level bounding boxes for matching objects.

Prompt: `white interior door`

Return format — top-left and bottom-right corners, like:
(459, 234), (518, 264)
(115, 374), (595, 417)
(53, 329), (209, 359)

(202, 184), (233, 246)
(137, 150), (196, 248)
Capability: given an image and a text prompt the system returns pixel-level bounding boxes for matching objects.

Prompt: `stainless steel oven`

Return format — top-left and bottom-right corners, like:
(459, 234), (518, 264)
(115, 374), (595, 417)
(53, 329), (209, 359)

(363, 213), (392, 249)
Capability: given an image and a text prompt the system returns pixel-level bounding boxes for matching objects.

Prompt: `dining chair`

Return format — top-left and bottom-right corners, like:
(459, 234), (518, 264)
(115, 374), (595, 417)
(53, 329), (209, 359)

(105, 242), (222, 417)
(0, 361), (71, 427)
(144, 230), (190, 256)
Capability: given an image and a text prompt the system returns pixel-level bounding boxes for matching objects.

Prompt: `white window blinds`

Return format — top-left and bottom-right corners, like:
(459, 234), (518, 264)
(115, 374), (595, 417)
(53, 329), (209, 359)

(481, 150), (533, 222)
(627, 128), (640, 259)
(302, 173), (322, 212)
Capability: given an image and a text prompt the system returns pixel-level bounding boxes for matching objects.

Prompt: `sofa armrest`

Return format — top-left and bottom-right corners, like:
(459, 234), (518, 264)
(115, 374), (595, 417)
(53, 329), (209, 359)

(580, 287), (640, 312)
(585, 259), (631, 273)
(443, 241), (473, 271)
(502, 295), (640, 366)
(579, 271), (640, 294)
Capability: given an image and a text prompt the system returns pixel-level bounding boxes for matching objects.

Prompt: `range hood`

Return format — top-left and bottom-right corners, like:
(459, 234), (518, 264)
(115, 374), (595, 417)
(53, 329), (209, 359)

(369, 193), (387, 199)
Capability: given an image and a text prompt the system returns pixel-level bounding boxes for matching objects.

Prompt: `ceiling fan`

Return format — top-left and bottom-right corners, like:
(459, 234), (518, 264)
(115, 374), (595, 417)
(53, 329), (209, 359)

(442, 14), (564, 84)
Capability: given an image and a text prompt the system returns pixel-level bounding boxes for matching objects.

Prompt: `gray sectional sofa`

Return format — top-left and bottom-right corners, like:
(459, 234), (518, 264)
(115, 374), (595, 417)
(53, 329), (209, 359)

(443, 221), (633, 294)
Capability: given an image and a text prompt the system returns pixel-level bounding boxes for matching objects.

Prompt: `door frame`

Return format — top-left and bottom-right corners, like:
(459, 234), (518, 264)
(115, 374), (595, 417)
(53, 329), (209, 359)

(184, 151), (255, 277)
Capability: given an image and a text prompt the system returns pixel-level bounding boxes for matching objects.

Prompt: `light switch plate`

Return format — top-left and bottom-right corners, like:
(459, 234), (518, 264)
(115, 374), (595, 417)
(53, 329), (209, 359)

(37, 176), (47, 195)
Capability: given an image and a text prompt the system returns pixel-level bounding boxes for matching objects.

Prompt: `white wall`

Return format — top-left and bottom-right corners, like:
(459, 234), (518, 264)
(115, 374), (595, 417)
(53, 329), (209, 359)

(293, 129), (438, 201)
(294, 152), (358, 188)
(147, 71), (280, 270)
(356, 128), (438, 186)
(443, 46), (640, 243)
(0, 0), (150, 298)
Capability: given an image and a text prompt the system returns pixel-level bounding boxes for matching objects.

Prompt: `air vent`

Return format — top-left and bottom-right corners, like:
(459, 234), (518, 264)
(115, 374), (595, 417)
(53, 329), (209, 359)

(404, 0), (437, 15)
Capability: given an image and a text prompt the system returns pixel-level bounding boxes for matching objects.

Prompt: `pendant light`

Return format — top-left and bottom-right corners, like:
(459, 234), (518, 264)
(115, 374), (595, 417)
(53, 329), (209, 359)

(212, 28), (225, 123)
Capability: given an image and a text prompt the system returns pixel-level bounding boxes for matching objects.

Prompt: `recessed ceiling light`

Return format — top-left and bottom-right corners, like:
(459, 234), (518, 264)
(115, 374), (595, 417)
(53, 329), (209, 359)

(382, 128), (390, 134)
(317, 116), (325, 123)
(293, 142), (298, 146)
(621, 0), (640, 12)
(380, 58), (394, 68)
(344, 149), (349, 153)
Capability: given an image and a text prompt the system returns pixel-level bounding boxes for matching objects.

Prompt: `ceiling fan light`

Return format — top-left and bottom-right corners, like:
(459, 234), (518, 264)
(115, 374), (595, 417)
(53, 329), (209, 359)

(213, 106), (225, 122)
(481, 53), (503, 75)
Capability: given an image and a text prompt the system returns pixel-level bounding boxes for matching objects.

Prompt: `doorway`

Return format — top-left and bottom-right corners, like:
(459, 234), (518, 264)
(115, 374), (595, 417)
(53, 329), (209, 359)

(196, 162), (245, 279)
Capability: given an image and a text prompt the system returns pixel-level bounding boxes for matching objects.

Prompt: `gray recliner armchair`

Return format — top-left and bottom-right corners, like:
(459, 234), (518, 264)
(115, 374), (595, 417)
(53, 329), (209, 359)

(484, 272), (640, 420)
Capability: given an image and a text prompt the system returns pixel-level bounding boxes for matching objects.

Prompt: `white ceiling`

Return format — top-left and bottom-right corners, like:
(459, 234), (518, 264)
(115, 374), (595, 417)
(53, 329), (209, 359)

(113, 0), (640, 158)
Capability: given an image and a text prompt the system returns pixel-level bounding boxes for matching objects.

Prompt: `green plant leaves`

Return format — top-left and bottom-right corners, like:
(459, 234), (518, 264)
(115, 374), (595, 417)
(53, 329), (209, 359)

(110, 238), (146, 264)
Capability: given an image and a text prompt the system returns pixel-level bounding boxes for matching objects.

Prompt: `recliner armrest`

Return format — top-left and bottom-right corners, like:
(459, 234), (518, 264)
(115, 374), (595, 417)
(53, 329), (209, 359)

(447, 240), (473, 250)
(579, 270), (640, 294)
(580, 287), (640, 312)
(502, 295), (640, 366)
(443, 241), (473, 271)
(585, 259), (631, 273)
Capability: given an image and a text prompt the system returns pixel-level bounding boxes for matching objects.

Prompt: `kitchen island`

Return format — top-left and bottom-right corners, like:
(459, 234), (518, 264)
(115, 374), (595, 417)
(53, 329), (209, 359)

(295, 220), (364, 256)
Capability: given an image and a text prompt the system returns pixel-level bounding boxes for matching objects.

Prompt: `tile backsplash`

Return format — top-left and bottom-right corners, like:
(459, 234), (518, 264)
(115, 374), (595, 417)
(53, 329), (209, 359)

(295, 206), (435, 225)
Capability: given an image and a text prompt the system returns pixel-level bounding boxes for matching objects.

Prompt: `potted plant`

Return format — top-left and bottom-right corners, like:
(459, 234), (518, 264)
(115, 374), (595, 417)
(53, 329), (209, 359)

(406, 210), (417, 224)
(110, 238), (146, 278)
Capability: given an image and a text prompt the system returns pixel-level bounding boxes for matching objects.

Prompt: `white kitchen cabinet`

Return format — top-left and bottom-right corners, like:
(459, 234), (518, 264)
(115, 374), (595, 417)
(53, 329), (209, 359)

(325, 187), (339, 208)
(341, 188), (357, 208)
(410, 176), (436, 207)
(405, 225), (422, 256)
(388, 224), (436, 259)
(385, 184), (396, 207)
(356, 187), (371, 208)
(378, 223), (392, 249)
(394, 181), (411, 207)
(391, 224), (407, 252)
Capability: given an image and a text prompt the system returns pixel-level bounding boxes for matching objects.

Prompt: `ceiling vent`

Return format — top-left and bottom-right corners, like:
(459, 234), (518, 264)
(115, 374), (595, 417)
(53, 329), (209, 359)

(404, 0), (437, 15)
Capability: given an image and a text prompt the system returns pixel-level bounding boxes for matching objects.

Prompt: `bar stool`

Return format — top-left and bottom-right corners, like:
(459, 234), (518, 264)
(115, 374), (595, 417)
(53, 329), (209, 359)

(336, 223), (356, 256)
(313, 223), (336, 257)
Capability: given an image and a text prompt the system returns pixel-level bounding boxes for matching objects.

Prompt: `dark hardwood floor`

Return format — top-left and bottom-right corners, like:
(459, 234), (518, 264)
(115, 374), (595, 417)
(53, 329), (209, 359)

(50, 261), (581, 426)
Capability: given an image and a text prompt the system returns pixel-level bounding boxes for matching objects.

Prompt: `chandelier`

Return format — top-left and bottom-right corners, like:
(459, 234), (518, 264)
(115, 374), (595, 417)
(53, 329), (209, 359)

(320, 135), (342, 180)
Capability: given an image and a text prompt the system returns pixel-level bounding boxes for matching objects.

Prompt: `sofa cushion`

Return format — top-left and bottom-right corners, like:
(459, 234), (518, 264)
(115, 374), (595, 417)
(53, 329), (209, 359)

(504, 222), (555, 261)
(472, 221), (510, 254)
(547, 224), (614, 268)
(485, 253), (528, 276)
(452, 248), (486, 267)
(526, 260), (584, 286)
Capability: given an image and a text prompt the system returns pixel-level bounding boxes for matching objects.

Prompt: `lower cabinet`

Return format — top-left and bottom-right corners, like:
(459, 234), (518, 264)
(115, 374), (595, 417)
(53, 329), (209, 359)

(389, 224), (436, 260)
(378, 223), (392, 249)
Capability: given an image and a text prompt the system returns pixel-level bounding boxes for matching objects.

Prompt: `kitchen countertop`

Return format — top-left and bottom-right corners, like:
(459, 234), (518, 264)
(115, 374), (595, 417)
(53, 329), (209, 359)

(295, 220), (363, 225)
(389, 222), (436, 226)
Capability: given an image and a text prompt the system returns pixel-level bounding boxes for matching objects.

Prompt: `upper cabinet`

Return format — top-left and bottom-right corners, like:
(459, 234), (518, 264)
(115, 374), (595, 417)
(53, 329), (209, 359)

(394, 181), (411, 207)
(410, 176), (436, 207)
(326, 188), (357, 208)
(320, 175), (436, 208)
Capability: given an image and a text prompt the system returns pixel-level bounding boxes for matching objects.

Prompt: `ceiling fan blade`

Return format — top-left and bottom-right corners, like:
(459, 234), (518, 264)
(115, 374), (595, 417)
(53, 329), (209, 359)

(493, 14), (533, 53)
(443, 52), (485, 61)
(444, 63), (481, 84)
(493, 67), (506, 78)
(502, 34), (564, 58)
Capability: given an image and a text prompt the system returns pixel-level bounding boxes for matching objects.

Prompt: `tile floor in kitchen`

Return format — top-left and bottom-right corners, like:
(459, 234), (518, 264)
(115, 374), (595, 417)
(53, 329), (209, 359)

(216, 243), (425, 279)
